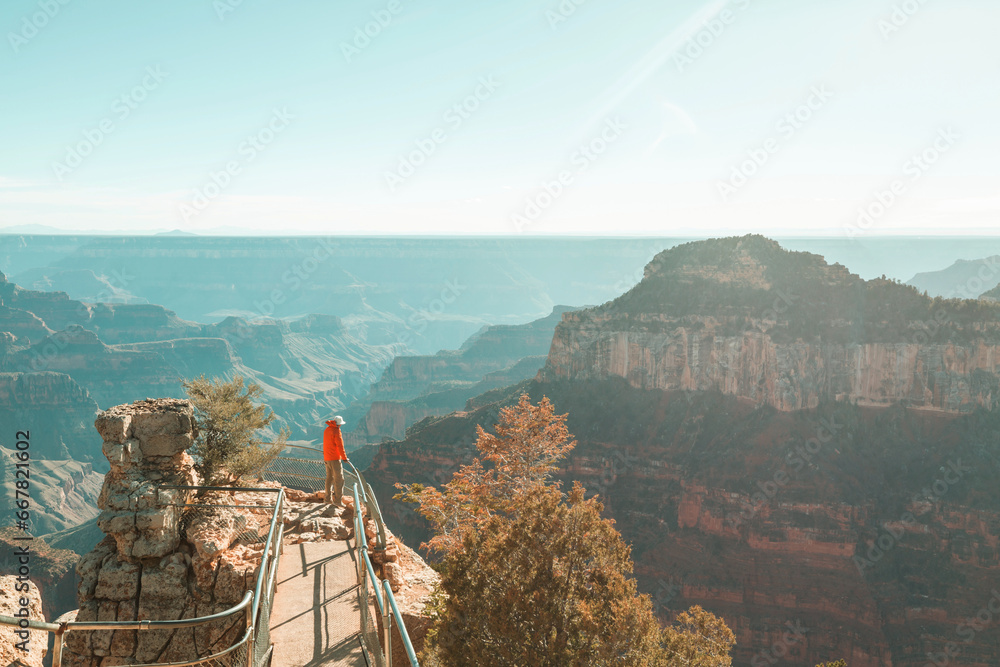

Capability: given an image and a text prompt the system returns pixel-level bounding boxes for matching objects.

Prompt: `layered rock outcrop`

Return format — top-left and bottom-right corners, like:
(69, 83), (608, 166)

(547, 319), (1000, 412)
(0, 372), (100, 463)
(0, 529), (81, 621)
(65, 399), (270, 667)
(0, 271), (403, 444)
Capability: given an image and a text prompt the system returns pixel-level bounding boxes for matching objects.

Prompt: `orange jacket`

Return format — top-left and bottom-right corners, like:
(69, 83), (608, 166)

(323, 422), (347, 461)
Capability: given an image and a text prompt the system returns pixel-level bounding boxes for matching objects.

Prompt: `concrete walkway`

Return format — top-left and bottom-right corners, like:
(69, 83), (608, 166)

(270, 539), (367, 667)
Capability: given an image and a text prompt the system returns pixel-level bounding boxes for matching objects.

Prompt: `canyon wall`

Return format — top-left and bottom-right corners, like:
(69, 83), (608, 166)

(0, 271), (403, 443)
(546, 314), (1000, 412)
(367, 376), (1000, 667)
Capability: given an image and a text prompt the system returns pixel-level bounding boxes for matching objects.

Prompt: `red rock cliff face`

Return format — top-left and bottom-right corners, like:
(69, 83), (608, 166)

(367, 380), (1000, 667)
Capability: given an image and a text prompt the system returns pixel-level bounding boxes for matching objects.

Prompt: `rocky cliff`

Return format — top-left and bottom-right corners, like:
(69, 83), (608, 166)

(365, 236), (1000, 666)
(0, 445), (103, 535)
(0, 372), (101, 464)
(65, 398), (276, 667)
(0, 529), (82, 623)
(544, 236), (1000, 413)
(0, 575), (46, 667)
(367, 378), (1000, 667)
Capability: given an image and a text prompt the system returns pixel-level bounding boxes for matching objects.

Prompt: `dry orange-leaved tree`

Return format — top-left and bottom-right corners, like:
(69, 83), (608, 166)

(397, 393), (735, 666)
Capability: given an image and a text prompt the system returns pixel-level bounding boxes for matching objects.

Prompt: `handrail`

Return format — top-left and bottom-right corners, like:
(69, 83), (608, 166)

(132, 627), (254, 667)
(353, 481), (419, 666)
(0, 614), (60, 632)
(268, 444), (387, 549)
(251, 488), (284, 633)
(384, 579), (420, 665)
(67, 591), (252, 631)
(278, 442), (325, 453)
(265, 445), (418, 665)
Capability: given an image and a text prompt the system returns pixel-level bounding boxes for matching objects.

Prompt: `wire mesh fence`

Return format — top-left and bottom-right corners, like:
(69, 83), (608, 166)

(359, 558), (386, 667)
(263, 453), (325, 492)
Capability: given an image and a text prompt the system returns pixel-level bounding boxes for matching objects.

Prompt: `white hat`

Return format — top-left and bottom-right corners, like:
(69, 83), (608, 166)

(328, 416), (346, 425)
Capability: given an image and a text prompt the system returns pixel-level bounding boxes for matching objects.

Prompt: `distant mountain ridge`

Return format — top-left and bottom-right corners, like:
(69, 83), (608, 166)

(907, 255), (1000, 299)
(2, 235), (676, 356)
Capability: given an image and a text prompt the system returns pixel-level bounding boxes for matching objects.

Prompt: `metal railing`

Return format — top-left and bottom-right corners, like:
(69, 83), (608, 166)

(0, 486), (285, 667)
(263, 444), (420, 666)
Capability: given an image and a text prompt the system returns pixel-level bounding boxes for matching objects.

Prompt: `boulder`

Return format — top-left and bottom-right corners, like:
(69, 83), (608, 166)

(0, 576), (46, 667)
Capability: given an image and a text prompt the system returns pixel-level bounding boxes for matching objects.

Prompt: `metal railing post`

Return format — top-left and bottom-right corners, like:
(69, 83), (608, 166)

(52, 625), (65, 667)
(382, 582), (392, 667)
(245, 593), (255, 667)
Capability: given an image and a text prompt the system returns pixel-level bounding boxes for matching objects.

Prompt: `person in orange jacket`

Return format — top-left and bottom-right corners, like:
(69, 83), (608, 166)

(323, 416), (348, 504)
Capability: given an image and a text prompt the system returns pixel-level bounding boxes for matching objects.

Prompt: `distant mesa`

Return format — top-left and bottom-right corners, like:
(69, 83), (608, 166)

(907, 255), (1000, 298)
(0, 223), (67, 235)
(544, 234), (1000, 413)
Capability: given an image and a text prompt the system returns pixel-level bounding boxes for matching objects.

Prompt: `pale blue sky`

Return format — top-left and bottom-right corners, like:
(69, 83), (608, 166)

(1, 0), (998, 235)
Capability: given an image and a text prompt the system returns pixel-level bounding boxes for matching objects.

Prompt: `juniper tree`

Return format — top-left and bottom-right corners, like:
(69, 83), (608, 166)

(182, 375), (287, 487)
(398, 393), (735, 666)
